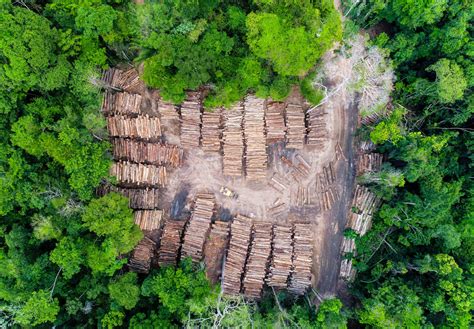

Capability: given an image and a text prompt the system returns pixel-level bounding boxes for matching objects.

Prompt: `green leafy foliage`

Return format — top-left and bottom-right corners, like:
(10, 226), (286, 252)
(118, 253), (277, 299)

(15, 290), (60, 326)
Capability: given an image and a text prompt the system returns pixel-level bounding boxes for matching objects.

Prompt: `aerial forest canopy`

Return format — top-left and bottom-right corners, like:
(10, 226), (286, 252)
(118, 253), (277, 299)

(0, 0), (472, 328)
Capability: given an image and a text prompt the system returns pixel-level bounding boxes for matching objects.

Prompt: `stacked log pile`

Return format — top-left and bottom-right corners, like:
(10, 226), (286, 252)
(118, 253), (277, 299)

(340, 185), (381, 280)
(128, 236), (156, 273)
(158, 100), (180, 121)
(222, 104), (244, 177)
(222, 215), (253, 295)
(356, 153), (383, 176)
(265, 101), (286, 144)
(102, 68), (145, 94)
(158, 220), (187, 267)
(134, 210), (163, 231)
(288, 223), (313, 295)
(266, 224), (293, 289)
(102, 92), (142, 116)
(180, 92), (202, 148)
(244, 96), (267, 180)
(285, 103), (306, 149)
(110, 161), (167, 187)
(307, 107), (328, 149)
(204, 221), (230, 284)
(181, 193), (215, 262)
(315, 161), (338, 211)
(107, 115), (161, 140)
(201, 109), (222, 153)
(112, 139), (182, 167)
(242, 223), (272, 299)
(109, 187), (160, 209)
(269, 173), (290, 194)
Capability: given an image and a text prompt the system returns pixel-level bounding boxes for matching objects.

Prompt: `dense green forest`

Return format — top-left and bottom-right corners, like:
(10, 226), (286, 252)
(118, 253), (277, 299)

(0, 0), (472, 327)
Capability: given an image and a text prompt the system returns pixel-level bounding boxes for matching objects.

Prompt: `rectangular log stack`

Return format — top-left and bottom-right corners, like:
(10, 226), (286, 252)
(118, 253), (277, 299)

(222, 215), (253, 295)
(180, 92), (202, 148)
(181, 193), (215, 262)
(244, 96), (268, 180)
(112, 139), (183, 167)
(158, 219), (187, 267)
(107, 115), (161, 140)
(110, 161), (167, 187)
(204, 221), (230, 284)
(266, 224), (293, 289)
(222, 104), (244, 177)
(102, 92), (142, 116)
(265, 101), (286, 144)
(242, 223), (273, 299)
(201, 109), (222, 153)
(356, 153), (383, 176)
(285, 103), (306, 149)
(134, 209), (163, 231)
(306, 107), (328, 149)
(128, 236), (156, 273)
(288, 223), (313, 295)
(110, 187), (160, 209)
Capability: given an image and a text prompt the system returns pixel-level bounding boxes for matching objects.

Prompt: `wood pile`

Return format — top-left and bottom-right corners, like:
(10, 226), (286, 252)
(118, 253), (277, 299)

(288, 223), (313, 295)
(180, 91), (202, 148)
(282, 154), (311, 182)
(134, 209), (163, 231)
(267, 199), (288, 218)
(204, 221), (230, 284)
(158, 100), (180, 122)
(320, 187), (339, 211)
(285, 103), (306, 149)
(110, 187), (160, 209)
(102, 92), (142, 116)
(102, 68), (145, 94)
(158, 219), (187, 267)
(107, 115), (161, 140)
(110, 161), (167, 187)
(294, 185), (313, 207)
(222, 104), (244, 177)
(315, 161), (338, 211)
(128, 236), (156, 273)
(348, 185), (381, 236)
(361, 112), (386, 126)
(340, 185), (381, 281)
(242, 223), (272, 299)
(266, 224), (293, 289)
(269, 173), (290, 194)
(306, 107), (328, 148)
(265, 101), (286, 144)
(222, 215), (253, 295)
(356, 153), (383, 176)
(112, 139), (182, 167)
(181, 193), (215, 262)
(359, 140), (376, 153)
(201, 109), (222, 153)
(243, 96), (267, 180)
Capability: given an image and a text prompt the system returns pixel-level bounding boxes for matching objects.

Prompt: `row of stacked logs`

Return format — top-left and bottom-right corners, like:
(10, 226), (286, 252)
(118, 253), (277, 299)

(306, 107), (329, 149)
(112, 138), (183, 167)
(110, 161), (167, 187)
(243, 96), (268, 180)
(107, 115), (161, 140)
(180, 91), (202, 148)
(340, 185), (381, 280)
(222, 104), (245, 177)
(201, 108), (223, 153)
(222, 219), (313, 298)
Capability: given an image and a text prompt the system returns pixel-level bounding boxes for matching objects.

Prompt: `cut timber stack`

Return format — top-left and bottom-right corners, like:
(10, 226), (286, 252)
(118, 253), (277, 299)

(315, 161), (338, 211)
(158, 220), (187, 267)
(204, 221), (230, 284)
(128, 236), (155, 273)
(201, 109), (222, 153)
(134, 210), (163, 231)
(107, 115), (161, 140)
(222, 104), (244, 177)
(244, 96), (267, 180)
(112, 139), (182, 167)
(348, 185), (381, 236)
(339, 185), (381, 281)
(307, 107), (328, 149)
(110, 161), (167, 187)
(158, 100), (180, 121)
(180, 91), (202, 148)
(102, 68), (145, 94)
(222, 215), (253, 295)
(356, 153), (383, 176)
(285, 103), (306, 149)
(242, 223), (272, 299)
(106, 92), (142, 116)
(265, 101), (286, 144)
(181, 193), (215, 262)
(288, 223), (313, 295)
(112, 187), (160, 209)
(267, 224), (293, 289)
